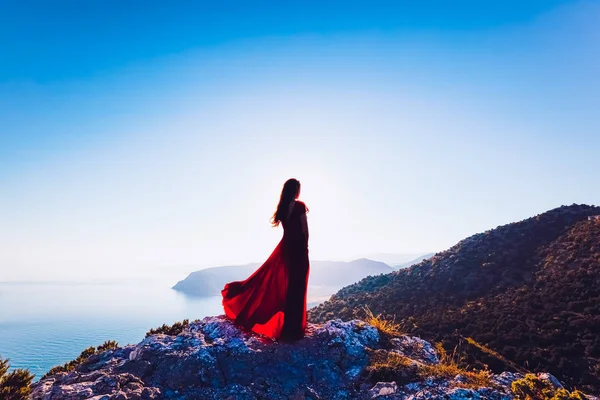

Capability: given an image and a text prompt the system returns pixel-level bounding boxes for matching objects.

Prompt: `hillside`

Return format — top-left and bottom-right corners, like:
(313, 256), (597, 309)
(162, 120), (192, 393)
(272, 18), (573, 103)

(173, 258), (393, 306)
(30, 316), (592, 399)
(308, 204), (600, 393)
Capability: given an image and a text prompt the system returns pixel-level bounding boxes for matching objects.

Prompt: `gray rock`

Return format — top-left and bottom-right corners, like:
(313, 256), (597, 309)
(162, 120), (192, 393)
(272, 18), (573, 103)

(390, 336), (439, 365)
(537, 372), (563, 389)
(29, 315), (574, 400)
(492, 372), (523, 387)
(368, 381), (398, 398)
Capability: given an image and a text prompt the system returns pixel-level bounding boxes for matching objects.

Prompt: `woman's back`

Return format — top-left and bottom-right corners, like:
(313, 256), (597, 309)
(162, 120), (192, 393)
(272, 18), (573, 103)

(282, 201), (308, 248)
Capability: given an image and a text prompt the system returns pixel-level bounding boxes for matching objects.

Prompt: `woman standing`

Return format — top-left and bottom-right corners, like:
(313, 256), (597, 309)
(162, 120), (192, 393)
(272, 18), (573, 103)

(221, 178), (310, 340)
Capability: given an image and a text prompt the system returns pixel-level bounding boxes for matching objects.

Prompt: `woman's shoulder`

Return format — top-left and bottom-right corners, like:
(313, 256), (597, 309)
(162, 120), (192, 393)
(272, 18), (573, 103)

(295, 200), (309, 213)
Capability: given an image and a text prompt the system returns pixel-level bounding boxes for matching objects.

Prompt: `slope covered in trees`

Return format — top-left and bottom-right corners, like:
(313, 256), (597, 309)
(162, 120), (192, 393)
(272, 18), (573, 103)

(308, 204), (600, 392)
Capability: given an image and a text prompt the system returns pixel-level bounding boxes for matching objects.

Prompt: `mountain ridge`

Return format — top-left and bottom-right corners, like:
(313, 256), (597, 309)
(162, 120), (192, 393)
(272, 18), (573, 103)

(308, 204), (600, 392)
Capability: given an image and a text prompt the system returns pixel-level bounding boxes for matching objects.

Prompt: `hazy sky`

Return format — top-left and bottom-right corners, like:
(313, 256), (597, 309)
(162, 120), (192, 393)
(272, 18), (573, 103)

(1, 1), (599, 281)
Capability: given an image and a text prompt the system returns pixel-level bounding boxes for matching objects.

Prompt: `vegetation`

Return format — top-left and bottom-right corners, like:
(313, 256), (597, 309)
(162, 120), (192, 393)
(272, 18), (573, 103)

(309, 204), (600, 392)
(365, 349), (418, 384)
(419, 355), (493, 389)
(97, 340), (119, 352)
(464, 336), (528, 374)
(42, 340), (119, 379)
(362, 306), (405, 337)
(41, 318), (193, 382)
(0, 356), (34, 400)
(511, 374), (587, 400)
(146, 319), (190, 337)
(364, 336), (493, 389)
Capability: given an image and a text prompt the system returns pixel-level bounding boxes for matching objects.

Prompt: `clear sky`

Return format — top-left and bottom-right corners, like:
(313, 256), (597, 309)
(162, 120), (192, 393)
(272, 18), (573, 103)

(1, 1), (599, 281)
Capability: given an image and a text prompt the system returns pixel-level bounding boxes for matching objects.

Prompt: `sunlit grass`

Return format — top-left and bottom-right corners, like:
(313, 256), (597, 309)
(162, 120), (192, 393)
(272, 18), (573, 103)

(511, 374), (587, 400)
(361, 306), (404, 337)
(417, 342), (494, 388)
(464, 336), (528, 374)
(365, 345), (494, 389)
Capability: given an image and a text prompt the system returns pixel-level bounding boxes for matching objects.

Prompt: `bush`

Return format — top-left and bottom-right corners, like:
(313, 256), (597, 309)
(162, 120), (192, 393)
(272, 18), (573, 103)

(42, 340), (119, 379)
(146, 319), (190, 337)
(0, 356), (34, 400)
(97, 340), (119, 352)
(418, 343), (493, 388)
(511, 374), (588, 400)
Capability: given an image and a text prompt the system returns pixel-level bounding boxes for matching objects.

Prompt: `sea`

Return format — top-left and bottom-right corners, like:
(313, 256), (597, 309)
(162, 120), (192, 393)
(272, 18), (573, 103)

(0, 275), (223, 380)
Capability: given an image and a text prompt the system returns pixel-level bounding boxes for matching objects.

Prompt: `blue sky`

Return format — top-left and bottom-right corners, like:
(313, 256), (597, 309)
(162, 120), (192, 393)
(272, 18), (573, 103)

(1, 1), (599, 280)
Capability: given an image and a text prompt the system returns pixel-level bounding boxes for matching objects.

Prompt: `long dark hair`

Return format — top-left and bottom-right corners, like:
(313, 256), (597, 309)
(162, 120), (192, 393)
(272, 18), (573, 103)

(271, 178), (300, 227)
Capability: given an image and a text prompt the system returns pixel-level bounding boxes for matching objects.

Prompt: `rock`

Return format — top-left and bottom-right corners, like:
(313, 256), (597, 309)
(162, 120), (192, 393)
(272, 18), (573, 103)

(368, 381), (398, 398)
(537, 372), (563, 389)
(493, 372), (523, 387)
(29, 315), (574, 400)
(390, 336), (439, 364)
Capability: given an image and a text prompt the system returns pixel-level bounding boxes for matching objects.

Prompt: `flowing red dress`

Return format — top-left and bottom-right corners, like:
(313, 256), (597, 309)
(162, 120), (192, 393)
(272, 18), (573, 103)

(221, 201), (310, 339)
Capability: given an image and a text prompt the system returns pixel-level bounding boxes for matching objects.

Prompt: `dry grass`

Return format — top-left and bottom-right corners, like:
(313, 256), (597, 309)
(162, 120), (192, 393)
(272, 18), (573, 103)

(360, 311), (494, 389)
(464, 336), (528, 374)
(435, 342), (459, 365)
(369, 349), (414, 370)
(418, 363), (494, 388)
(361, 306), (404, 337)
(364, 341), (494, 389)
(415, 342), (494, 388)
(364, 348), (419, 384)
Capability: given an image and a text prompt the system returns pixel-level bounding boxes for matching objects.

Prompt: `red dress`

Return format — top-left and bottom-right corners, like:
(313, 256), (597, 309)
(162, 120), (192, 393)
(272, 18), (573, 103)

(221, 201), (310, 339)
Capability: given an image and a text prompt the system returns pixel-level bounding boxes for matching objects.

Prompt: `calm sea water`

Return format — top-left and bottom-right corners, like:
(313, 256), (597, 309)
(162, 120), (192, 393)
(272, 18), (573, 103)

(0, 277), (223, 379)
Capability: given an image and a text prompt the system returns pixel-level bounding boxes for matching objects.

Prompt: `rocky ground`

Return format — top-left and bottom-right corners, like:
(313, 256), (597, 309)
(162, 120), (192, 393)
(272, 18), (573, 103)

(30, 316), (591, 400)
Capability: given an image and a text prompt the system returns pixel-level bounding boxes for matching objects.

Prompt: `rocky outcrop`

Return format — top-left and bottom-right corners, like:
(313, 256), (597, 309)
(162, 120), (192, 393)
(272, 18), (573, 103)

(30, 316), (584, 400)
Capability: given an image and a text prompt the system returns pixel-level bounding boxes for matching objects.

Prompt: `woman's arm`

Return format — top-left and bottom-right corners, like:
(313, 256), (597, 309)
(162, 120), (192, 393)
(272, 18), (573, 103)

(299, 211), (309, 244)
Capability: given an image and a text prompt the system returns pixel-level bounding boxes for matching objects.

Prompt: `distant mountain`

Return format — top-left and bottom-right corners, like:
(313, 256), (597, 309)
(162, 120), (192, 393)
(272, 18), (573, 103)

(392, 253), (435, 270)
(359, 253), (433, 266)
(173, 258), (393, 307)
(308, 204), (600, 393)
(172, 263), (261, 296)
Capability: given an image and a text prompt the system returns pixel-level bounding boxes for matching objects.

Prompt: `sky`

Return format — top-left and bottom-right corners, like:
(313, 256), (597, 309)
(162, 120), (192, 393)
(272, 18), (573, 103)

(1, 0), (599, 281)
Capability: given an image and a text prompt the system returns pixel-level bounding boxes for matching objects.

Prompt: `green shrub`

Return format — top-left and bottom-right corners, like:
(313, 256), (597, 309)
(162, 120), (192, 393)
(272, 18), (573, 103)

(97, 340), (119, 352)
(146, 319), (189, 337)
(0, 356), (34, 400)
(42, 340), (119, 379)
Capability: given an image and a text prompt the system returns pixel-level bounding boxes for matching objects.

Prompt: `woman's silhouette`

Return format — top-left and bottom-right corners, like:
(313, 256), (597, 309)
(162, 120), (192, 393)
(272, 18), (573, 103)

(221, 178), (310, 340)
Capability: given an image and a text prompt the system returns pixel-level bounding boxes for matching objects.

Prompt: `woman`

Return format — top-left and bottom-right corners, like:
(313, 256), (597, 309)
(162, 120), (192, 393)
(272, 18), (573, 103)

(221, 178), (310, 340)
